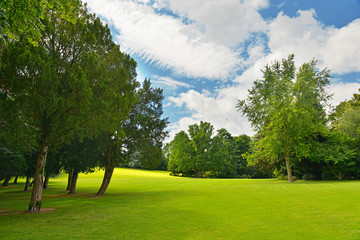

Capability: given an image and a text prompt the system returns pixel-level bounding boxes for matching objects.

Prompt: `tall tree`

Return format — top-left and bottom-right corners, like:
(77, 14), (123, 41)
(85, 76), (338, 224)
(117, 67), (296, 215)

(97, 79), (168, 195)
(237, 55), (331, 182)
(95, 48), (138, 196)
(0, 4), (121, 212)
(125, 79), (169, 169)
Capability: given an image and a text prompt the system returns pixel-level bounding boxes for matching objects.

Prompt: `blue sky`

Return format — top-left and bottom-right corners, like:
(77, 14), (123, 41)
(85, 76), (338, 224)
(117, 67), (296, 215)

(85, 0), (360, 141)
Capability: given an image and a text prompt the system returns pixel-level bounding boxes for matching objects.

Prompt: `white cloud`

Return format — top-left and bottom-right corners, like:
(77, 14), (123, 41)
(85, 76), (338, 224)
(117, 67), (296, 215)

(267, 10), (360, 74)
(152, 75), (192, 90)
(160, 0), (269, 46)
(85, 0), (239, 79)
(328, 82), (360, 107)
(321, 19), (360, 74)
(84, 1), (360, 142)
(167, 83), (254, 142)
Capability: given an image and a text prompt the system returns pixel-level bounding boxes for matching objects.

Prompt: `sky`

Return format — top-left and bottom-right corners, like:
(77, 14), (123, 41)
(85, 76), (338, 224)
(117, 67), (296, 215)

(84, 0), (360, 142)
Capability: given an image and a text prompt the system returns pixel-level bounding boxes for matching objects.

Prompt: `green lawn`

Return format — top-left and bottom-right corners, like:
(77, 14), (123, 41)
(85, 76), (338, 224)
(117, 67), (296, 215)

(1, 168), (360, 239)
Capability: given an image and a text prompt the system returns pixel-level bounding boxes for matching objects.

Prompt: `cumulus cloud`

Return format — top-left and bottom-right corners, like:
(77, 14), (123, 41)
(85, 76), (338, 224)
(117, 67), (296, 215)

(167, 83), (254, 142)
(328, 82), (360, 107)
(267, 9), (360, 74)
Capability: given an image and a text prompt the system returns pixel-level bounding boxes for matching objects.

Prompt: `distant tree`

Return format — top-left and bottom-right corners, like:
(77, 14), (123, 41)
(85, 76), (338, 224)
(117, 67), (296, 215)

(215, 129), (236, 177)
(329, 89), (360, 128)
(57, 137), (102, 194)
(188, 121), (215, 177)
(43, 149), (62, 189)
(337, 107), (360, 141)
(0, 146), (26, 186)
(237, 55), (331, 182)
(168, 122), (228, 178)
(310, 131), (357, 180)
(168, 131), (195, 176)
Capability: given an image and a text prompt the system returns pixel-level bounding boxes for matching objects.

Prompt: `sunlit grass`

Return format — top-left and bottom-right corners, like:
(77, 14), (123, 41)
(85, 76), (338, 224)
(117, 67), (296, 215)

(1, 168), (360, 239)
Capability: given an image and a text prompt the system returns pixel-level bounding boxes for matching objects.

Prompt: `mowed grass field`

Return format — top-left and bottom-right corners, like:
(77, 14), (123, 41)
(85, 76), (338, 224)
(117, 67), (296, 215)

(1, 168), (360, 239)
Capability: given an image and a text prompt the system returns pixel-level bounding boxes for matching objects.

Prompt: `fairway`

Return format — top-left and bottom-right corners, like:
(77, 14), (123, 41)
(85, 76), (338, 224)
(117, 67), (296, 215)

(1, 168), (360, 239)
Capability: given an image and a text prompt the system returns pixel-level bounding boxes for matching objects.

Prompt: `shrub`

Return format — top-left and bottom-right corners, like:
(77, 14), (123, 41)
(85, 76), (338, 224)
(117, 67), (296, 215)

(302, 173), (316, 181)
(277, 175), (286, 181)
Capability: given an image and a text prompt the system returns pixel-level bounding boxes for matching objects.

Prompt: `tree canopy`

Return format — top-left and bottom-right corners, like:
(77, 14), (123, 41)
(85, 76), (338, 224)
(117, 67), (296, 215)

(237, 54), (332, 182)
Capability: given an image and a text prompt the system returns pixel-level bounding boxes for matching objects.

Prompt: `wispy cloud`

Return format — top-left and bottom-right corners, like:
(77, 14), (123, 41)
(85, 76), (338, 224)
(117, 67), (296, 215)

(152, 75), (192, 90)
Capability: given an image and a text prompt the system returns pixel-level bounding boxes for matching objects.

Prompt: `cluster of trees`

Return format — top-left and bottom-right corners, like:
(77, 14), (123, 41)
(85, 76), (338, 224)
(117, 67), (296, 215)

(237, 55), (360, 182)
(166, 121), (268, 178)
(0, 1), (168, 213)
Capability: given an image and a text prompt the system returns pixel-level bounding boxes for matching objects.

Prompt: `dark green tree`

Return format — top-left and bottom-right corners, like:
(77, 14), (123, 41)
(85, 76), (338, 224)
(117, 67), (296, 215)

(125, 79), (169, 170)
(309, 131), (357, 180)
(0, 4), (129, 212)
(95, 48), (138, 196)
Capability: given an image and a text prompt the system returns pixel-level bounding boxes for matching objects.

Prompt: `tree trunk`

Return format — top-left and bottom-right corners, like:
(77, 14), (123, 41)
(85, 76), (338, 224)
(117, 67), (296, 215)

(24, 176), (31, 191)
(43, 175), (50, 189)
(285, 154), (293, 182)
(66, 170), (73, 191)
(97, 143), (116, 196)
(2, 176), (10, 186)
(13, 175), (18, 184)
(68, 171), (78, 194)
(28, 136), (48, 213)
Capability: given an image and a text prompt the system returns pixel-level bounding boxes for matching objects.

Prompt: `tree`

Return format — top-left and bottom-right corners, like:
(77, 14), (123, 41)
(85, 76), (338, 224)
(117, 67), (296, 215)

(125, 79), (169, 170)
(309, 131), (357, 180)
(168, 131), (195, 176)
(337, 107), (360, 140)
(0, 4), (121, 212)
(168, 122), (227, 178)
(0, 0), (80, 46)
(329, 89), (360, 128)
(237, 55), (331, 182)
(188, 121), (215, 177)
(57, 137), (102, 194)
(95, 48), (138, 196)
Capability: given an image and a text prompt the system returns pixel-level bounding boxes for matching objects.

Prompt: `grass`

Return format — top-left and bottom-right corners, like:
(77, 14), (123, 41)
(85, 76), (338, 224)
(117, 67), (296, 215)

(1, 168), (360, 239)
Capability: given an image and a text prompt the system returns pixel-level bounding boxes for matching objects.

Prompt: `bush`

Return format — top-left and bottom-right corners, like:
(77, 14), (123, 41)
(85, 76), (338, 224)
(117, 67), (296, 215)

(302, 173), (316, 181)
(277, 175), (286, 181)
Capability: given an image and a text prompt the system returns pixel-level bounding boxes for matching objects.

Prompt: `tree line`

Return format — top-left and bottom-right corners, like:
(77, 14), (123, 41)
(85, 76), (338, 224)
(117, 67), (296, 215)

(237, 55), (360, 182)
(166, 122), (268, 178)
(166, 55), (360, 182)
(0, 1), (168, 213)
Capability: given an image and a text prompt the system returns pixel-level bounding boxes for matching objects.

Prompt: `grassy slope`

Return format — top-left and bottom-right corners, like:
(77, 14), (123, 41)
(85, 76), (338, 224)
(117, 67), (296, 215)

(1, 168), (360, 240)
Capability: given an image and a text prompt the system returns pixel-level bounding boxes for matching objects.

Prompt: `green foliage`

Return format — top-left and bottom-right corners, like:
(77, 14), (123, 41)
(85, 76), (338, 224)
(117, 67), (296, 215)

(0, 0), (81, 46)
(0, 3), (140, 209)
(124, 79), (169, 170)
(168, 131), (195, 176)
(237, 54), (331, 181)
(337, 107), (360, 140)
(329, 89), (360, 128)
